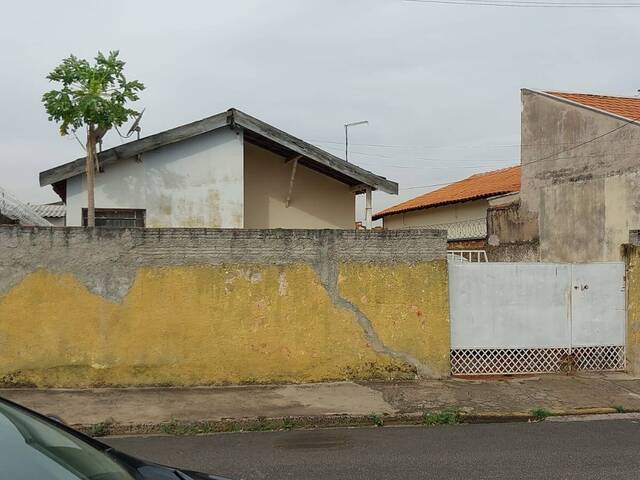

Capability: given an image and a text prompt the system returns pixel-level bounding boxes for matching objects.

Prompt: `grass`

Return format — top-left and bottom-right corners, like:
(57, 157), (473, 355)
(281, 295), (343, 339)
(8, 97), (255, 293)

(159, 416), (304, 436)
(368, 413), (384, 427)
(613, 405), (625, 413)
(281, 417), (299, 431)
(88, 420), (113, 437)
(530, 408), (551, 422)
(422, 408), (461, 426)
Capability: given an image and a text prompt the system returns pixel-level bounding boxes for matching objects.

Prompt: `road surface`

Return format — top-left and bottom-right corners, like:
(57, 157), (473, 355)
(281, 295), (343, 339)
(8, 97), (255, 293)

(106, 418), (640, 479)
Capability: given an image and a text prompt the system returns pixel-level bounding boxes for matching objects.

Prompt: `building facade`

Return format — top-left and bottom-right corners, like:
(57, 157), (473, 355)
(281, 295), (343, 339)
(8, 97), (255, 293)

(41, 109), (397, 229)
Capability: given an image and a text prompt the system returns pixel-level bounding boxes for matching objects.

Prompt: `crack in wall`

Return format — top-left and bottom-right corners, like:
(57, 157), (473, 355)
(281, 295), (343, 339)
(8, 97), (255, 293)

(312, 231), (438, 379)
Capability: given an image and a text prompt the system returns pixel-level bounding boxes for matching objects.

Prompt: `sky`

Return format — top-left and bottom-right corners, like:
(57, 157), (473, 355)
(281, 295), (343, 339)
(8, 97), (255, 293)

(1, 0), (639, 219)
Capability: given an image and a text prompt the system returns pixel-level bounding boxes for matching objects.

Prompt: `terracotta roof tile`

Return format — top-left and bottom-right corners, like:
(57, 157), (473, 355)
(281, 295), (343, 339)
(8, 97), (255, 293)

(544, 91), (640, 121)
(374, 165), (520, 220)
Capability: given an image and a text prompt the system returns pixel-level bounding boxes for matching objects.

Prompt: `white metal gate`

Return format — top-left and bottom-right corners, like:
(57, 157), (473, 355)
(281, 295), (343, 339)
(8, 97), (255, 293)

(449, 262), (626, 375)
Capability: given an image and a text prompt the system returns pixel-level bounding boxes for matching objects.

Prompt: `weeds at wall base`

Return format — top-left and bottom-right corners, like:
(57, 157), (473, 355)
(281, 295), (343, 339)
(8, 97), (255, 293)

(422, 408), (462, 426)
(530, 408), (551, 422)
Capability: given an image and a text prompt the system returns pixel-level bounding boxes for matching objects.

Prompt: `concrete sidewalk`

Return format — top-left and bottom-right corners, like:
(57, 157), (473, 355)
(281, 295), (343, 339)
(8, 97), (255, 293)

(3, 373), (640, 432)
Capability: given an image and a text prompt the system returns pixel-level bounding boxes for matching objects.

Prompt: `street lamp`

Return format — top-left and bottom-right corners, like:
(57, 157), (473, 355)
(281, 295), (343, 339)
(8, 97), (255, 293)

(344, 120), (369, 162)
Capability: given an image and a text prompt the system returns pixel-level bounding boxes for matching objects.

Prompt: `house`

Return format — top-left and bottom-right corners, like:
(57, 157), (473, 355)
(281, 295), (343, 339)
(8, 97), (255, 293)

(39, 109), (398, 229)
(374, 166), (520, 250)
(493, 90), (640, 263)
(29, 203), (66, 226)
(377, 89), (640, 263)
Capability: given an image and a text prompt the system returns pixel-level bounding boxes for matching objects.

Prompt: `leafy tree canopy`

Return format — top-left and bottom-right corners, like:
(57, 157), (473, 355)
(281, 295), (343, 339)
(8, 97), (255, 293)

(42, 50), (145, 136)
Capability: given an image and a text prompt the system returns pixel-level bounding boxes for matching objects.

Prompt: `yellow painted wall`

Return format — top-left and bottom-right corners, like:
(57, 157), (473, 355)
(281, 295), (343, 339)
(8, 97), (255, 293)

(626, 247), (640, 375)
(339, 261), (450, 377)
(0, 262), (449, 387)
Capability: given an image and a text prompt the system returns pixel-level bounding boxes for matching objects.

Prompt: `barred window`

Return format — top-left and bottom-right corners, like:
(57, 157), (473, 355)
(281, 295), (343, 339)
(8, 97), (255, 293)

(82, 208), (145, 228)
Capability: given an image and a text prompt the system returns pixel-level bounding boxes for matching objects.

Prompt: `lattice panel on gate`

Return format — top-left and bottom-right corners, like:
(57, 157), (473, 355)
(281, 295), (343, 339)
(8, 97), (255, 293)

(571, 346), (626, 372)
(450, 346), (625, 375)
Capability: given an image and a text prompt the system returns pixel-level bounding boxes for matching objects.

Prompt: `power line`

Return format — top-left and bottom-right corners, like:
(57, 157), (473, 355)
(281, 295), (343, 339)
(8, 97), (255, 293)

(398, 116), (640, 190)
(312, 138), (640, 151)
(355, 151), (640, 171)
(520, 114), (640, 168)
(401, 181), (462, 190)
(404, 0), (640, 7)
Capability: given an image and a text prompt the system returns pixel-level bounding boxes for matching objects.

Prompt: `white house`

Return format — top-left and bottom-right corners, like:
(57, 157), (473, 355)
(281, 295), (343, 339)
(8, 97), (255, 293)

(40, 109), (397, 229)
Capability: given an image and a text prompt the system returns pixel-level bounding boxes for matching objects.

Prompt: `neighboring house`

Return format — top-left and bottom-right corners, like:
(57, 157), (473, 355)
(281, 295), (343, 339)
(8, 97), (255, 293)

(39, 109), (397, 229)
(496, 90), (640, 263)
(377, 89), (640, 263)
(29, 203), (66, 227)
(374, 166), (520, 250)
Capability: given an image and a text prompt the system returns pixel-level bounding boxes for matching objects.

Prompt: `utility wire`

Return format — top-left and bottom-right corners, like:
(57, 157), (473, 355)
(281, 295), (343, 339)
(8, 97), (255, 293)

(399, 114), (640, 190)
(404, 0), (640, 7)
(352, 151), (640, 171)
(519, 113), (640, 168)
(312, 138), (640, 151)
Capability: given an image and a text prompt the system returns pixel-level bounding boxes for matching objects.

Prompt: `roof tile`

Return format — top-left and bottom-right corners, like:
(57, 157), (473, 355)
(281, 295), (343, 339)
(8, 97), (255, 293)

(545, 91), (640, 121)
(374, 165), (520, 220)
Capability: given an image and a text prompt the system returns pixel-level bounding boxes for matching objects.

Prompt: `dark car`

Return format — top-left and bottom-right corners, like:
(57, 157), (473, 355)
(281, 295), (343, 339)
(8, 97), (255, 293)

(0, 397), (231, 480)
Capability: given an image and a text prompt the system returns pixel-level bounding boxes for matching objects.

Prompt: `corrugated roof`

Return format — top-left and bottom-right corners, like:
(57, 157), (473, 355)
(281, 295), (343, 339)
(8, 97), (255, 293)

(544, 91), (640, 121)
(374, 166), (520, 220)
(29, 203), (66, 218)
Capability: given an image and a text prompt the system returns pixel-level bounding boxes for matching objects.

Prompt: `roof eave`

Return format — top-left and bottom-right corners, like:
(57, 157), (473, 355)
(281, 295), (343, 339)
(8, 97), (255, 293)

(523, 89), (640, 127)
(40, 109), (398, 195)
(39, 111), (231, 187)
(230, 109), (398, 194)
(374, 190), (517, 221)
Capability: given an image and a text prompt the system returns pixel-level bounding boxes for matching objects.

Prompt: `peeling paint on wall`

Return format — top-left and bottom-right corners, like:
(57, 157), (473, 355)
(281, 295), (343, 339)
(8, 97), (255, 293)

(0, 227), (449, 387)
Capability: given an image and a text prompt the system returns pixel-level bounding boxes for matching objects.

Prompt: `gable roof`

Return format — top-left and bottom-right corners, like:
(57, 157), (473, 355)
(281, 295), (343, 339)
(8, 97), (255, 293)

(373, 165), (520, 220)
(40, 108), (398, 195)
(539, 91), (640, 122)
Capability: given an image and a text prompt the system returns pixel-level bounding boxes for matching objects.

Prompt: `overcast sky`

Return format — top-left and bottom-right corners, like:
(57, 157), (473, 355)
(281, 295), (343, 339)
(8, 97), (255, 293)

(2, 0), (639, 217)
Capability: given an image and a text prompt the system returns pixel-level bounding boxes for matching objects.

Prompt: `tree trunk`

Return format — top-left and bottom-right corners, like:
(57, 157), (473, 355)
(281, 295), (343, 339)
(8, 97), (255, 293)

(85, 127), (96, 227)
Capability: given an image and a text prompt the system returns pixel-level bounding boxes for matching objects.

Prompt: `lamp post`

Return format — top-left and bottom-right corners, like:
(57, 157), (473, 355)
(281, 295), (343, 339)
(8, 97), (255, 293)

(344, 120), (371, 229)
(344, 120), (369, 162)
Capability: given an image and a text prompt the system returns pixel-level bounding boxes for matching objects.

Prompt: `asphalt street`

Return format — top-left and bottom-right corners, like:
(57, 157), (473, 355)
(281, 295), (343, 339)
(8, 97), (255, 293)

(106, 418), (640, 480)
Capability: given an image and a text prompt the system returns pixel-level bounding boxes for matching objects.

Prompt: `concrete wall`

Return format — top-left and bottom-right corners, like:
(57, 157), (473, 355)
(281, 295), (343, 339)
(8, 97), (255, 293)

(486, 198), (540, 262)
(0, 227), (449, 387)
(383, 199), (488, 230)
(243, 143), (355, 229)
(624, 238), (640, 375)
(520, 90), (640, 262)
(45, 216), (65, 227)
(66, 128), (244, 228)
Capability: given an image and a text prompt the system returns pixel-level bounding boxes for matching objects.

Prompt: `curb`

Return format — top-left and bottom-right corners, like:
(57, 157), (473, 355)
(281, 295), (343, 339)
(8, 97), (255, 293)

(77, 406), (640, 438)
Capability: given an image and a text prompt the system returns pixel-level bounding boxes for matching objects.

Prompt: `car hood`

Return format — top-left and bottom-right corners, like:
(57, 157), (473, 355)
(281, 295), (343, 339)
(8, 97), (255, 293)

(108, 448), (233, 480)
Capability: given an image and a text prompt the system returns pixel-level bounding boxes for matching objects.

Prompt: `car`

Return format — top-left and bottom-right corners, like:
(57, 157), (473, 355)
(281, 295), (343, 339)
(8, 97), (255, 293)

(0, 396), (231, 480)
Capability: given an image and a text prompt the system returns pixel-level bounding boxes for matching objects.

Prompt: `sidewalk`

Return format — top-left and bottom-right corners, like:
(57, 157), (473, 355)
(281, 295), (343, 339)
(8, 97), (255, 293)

(3, 373), (640, 434)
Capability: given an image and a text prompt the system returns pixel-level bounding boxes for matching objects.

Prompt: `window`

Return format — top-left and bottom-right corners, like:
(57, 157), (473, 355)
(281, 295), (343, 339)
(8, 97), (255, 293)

(82, 209), (145, 228)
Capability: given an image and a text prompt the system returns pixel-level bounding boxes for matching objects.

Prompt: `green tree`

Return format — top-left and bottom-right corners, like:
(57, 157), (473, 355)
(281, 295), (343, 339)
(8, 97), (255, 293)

(42, 51), (144, 226)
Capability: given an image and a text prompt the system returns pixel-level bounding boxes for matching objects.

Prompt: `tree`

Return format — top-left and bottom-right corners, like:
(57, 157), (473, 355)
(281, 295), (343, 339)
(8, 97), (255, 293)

(42, 51), (144, 226)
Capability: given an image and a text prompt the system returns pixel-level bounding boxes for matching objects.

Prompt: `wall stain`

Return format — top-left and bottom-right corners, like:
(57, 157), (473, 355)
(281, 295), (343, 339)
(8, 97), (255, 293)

(0, 263), (448, 387)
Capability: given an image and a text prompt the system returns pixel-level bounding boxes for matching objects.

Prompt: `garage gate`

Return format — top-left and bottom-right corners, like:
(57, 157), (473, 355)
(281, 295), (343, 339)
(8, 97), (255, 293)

(448, 262), (626, 375)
